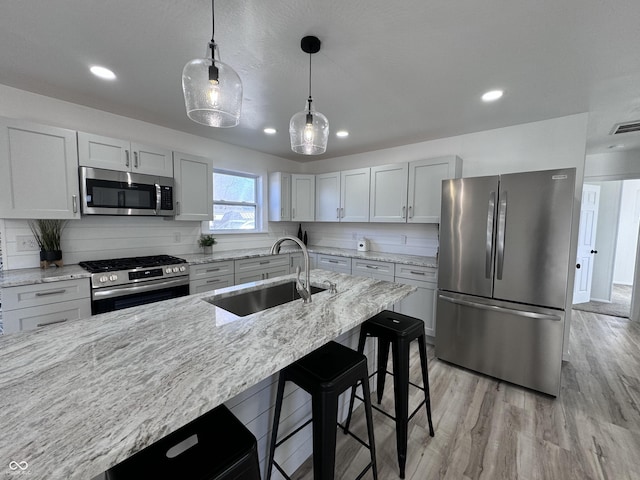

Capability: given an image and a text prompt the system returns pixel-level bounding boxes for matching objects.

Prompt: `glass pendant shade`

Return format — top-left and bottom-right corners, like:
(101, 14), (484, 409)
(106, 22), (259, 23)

(182, 45), (242, 128)
(289, 101), (329, 155)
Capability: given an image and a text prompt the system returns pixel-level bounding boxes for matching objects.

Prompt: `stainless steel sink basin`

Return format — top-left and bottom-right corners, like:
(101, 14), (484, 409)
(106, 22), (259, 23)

(209, 281), (326, 317)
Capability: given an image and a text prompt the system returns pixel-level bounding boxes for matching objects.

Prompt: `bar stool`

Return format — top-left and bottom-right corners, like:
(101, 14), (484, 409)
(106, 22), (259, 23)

(105, 404), (260, 480)
(266, 341), (377, 480)
(344, 310), (435, 479)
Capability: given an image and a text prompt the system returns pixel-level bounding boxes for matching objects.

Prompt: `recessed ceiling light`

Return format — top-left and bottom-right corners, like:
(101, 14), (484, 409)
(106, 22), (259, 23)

(263, 127), (277, 135)
(482, 90), (503, 102)
(608, 144), (625, 149)
(336, 130), (349, 138)
(90, 65), (116, 80)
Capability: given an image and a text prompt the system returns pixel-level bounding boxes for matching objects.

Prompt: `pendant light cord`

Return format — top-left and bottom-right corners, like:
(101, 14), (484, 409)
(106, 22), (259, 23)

(307, 53), (313, 110)
(211, 0), (215, 44)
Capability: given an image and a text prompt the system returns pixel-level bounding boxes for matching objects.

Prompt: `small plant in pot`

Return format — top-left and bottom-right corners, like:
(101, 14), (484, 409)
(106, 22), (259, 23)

(198, 234), (216, 254)
(29, 219), (67, 268)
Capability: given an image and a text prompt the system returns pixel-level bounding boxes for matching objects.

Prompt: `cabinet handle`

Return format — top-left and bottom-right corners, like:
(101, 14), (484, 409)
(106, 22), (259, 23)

(328, 259), (339, 264)
(134, 151), (139, 168)
(281, 208), (284, 218)
(408, 205), (413, 218)
(410, 270), (426, 275)
(72, 194), (78, 213)
(37, 318), (68, 327)
(206, 279), (221, 284)
(205, 268), (220, 273)
(125, 150), (130, 167)
(292, 208), (296, 219)
(259, 260), (270, 265)
(35, 289), (67, 297)
(340, 207), (344, 218)
(365, 265), (379, 269)
(176, 201), (180, 215)
(336, 207), (340, 219)
(402, 206), (406, 219)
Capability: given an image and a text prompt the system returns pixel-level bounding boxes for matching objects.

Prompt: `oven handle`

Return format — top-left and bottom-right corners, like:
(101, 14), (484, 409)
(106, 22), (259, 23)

(93, 276), (189, 300)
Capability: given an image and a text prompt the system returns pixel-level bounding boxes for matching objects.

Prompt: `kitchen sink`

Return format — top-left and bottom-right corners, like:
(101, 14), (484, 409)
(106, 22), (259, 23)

(209, 281), (326, 317)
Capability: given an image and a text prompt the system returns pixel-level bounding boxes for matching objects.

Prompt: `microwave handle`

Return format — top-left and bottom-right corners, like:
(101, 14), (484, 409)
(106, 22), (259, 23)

(156, 184), (162, 213)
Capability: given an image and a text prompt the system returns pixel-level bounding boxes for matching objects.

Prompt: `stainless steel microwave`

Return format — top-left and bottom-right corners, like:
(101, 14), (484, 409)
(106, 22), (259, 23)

(80, 167), (175, 216)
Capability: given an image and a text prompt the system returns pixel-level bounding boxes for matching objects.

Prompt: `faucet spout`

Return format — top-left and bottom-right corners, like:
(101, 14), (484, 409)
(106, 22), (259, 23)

(270, 235), (312, 303)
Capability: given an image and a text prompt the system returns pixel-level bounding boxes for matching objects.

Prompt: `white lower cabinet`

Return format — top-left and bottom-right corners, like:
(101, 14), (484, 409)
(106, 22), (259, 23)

(2, 279), (91, 334)
(393, 264), (437, 338)
(315, 254), (352, 274)
(189, 261), (235, 294)
(234, 255), (290, 285)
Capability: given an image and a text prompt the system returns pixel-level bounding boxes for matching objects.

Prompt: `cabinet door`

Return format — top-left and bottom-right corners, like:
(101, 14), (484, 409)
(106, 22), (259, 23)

(132, 143), (173, 177)
(0, 118), (80, 219)
(408, 156), (462, 223)
(291, 174), (315, 221)
(173, 152), (213, 221)
(2, 299), (91, 334)
(268, 172), (291, 221)
(78, 132), (130, 170)
(341, 168), (370, 222)
(394, 276), (437, 338)
(315, 172), (341, 222)
(370, 163), (409, 223)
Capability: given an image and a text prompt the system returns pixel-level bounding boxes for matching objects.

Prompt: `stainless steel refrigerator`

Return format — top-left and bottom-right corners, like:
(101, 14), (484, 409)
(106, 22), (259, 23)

(436, 168), (576, 396)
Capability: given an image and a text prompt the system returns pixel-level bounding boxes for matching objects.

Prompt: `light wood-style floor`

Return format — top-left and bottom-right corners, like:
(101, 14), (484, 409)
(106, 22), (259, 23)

(291, 310), (640, 479)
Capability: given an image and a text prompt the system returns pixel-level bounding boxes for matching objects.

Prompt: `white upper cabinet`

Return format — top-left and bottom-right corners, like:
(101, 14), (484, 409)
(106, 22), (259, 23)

(408, 156), (462, 223)
(0, 117), (80, 219)
(316, 169), (370, 222)
(369, 163), (409, 222)
(173, 152), (213, 221)
(291, 174), (315, 222)
(78, 132), (173, 177)
(268, 172), (292, 221)
(370, 156), (462, 224)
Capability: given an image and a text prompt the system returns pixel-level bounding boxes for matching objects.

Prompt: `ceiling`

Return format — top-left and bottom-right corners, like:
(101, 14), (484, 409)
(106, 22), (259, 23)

(1, 0), (639, 162)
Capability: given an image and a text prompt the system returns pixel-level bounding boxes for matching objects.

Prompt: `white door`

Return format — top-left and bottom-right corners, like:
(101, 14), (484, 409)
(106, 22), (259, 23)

(573, 184), (600, 304)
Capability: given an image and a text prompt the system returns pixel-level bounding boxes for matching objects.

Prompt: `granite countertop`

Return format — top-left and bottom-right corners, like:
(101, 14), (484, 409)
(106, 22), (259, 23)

(0, 271), (415, 480)
(0, 247), (436, 288)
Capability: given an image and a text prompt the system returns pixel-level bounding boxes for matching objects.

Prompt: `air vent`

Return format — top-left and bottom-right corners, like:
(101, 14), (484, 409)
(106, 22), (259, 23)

(611, 121), (640, 135)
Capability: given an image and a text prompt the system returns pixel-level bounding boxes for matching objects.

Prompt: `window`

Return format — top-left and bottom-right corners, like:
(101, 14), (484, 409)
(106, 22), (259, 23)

(210, 169), (259, 232)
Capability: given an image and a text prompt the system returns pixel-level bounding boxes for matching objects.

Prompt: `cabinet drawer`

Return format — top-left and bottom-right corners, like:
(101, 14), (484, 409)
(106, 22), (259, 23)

(2, 298), (91, 334)
(234, 255), (289, 273)
(189, 261), (234, 281)
(351, 259), (394, 280)
(316, 254), (352, 274)
(394, 264), (437, 282)
(2, 279), (91, 311)
(190, 274), (235, 294)
(235, 265), (290, 286)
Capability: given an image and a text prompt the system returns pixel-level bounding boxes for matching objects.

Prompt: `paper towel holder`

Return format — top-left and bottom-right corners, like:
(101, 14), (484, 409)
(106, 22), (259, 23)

(357, 238), (369, 252)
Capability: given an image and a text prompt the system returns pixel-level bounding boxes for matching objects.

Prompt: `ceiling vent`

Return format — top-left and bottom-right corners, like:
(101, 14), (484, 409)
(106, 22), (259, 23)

(611, 121), (640, 135)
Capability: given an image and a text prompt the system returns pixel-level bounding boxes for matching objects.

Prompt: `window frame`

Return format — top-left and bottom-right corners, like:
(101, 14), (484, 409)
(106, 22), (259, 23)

(208, 168), (261, 234)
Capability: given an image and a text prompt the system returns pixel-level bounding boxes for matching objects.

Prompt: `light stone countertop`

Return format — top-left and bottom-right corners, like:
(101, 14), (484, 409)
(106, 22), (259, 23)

(0, 247), (436, 288)
(0, 271), (416, 480)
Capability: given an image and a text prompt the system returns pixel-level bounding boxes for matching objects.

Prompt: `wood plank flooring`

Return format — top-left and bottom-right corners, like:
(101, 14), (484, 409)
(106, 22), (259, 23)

(289, 310), (640, 479)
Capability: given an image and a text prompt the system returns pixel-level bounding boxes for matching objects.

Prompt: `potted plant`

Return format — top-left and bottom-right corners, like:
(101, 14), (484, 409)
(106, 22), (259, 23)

(28, 219), (67, 268)
(198, 234), (216, 254)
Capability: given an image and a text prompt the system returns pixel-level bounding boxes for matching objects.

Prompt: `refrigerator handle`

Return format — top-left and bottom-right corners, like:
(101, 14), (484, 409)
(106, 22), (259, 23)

(486, 191), (496, 279)
(496, 191), (508, 280)
(439, 295), (562, 321)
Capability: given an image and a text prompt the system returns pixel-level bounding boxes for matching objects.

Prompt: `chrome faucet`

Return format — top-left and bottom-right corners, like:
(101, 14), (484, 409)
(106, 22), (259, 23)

(270, 235), (312, 303)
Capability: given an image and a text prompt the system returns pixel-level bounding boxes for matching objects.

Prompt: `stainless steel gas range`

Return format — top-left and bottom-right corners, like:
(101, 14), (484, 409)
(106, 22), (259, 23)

(79, 255), (190, 314)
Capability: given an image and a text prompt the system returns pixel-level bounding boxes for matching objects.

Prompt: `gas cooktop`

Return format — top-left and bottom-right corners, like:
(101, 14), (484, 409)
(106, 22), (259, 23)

(79, 255), (187, 273)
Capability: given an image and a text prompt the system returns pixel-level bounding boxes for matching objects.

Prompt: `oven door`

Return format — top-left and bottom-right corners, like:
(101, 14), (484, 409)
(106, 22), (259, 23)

(91, 277), (189, 314)
(80, 167), (163, 216)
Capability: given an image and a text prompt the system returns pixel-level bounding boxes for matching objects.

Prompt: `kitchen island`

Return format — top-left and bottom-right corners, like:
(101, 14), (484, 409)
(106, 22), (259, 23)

(0, 270), (415, 479)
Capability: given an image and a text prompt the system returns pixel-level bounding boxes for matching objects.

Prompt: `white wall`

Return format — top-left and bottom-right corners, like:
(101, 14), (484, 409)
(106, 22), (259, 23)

(0, 85), (303, 269)
(588, 181), (622, 302)
(613, 179), (640, 285)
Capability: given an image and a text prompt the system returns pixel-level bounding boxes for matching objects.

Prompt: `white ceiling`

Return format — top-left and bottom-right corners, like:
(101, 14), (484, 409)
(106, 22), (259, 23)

(1, 0), (639, 162)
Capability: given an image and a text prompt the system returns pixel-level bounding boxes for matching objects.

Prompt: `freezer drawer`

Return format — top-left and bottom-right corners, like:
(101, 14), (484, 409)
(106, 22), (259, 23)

(435, 292), (564, 396)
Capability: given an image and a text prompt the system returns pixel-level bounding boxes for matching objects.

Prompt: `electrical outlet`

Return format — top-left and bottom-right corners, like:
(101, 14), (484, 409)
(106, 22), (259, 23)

(173, 232), (181, 243)
(17, 235), (40, 252)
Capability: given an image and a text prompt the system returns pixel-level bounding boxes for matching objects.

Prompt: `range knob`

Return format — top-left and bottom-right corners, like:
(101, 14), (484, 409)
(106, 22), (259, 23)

(109, 274), (118, 281)
(165, 267), (172, 274)
(179, 266), (186, 272)
(99, 275), (108, 283)
(172, 267), (179, 273)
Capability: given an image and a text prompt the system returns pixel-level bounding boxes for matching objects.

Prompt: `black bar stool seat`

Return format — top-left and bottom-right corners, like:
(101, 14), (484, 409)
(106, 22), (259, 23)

(266, 341), (377, 480)
(105, 404), (260, 480)
(344, 310), (435, 479)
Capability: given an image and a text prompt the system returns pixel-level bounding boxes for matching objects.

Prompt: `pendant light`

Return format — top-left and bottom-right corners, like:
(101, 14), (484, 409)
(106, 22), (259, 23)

(290, 36), (329, 155)
(182, 0), (242, 128)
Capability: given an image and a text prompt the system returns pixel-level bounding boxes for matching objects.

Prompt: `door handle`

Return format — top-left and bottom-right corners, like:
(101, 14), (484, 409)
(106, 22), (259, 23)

(590, 250), (598, 254)
(486, 191), (496, 279)
(439, 295), (561, 321)
(576, 263), (581, 269)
